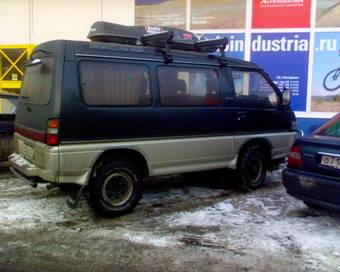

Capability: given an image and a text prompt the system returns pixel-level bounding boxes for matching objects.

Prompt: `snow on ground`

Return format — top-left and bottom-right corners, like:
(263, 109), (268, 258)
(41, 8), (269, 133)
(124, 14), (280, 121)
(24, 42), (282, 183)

(89, 228), (180, 248)
(166, 201), (235, 227)
(1, 170), (340, 271)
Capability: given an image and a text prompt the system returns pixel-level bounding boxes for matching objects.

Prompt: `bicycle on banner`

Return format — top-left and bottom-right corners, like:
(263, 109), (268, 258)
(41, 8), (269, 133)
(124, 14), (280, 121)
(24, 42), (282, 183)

(323, 50), (340, 92)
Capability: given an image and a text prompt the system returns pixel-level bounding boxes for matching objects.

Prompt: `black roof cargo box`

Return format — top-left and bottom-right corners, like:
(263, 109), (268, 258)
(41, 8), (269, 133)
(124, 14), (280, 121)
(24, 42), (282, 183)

(88, 21), (145, 44)
(88, 21), (198, 44)
(87, 21), (228, 54)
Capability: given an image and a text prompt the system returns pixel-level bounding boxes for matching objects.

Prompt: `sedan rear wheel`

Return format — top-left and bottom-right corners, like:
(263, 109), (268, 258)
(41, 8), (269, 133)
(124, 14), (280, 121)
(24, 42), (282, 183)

(303, 201), (321, 210)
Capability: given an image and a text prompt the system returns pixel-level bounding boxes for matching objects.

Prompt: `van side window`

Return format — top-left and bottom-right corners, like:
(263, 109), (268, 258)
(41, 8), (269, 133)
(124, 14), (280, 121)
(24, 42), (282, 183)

(232, 70), (278, 107)
(158, 66), (221, 106)
(79, 61), (151, 106)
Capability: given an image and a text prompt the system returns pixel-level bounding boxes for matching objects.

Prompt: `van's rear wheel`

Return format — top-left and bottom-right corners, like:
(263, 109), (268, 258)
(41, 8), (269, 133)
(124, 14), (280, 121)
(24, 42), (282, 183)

(237, 145), (266, 191)
(89, 160), (143, 217)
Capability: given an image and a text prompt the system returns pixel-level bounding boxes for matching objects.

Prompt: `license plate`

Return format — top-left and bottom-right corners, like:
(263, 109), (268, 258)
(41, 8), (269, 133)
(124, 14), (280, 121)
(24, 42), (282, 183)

(321, 155), (340, 170)
(10, 153), (29, 167)
(299, 176), (316, 190)
(22, 144), (34, 161)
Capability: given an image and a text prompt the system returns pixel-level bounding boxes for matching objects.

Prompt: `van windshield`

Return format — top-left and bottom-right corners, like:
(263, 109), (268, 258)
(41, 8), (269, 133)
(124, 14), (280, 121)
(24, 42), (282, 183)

(20, 57), (54, 105)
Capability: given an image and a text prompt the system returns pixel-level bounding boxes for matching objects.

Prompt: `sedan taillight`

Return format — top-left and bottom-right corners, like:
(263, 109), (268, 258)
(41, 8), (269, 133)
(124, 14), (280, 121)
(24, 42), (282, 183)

(287, 145), (303, 168)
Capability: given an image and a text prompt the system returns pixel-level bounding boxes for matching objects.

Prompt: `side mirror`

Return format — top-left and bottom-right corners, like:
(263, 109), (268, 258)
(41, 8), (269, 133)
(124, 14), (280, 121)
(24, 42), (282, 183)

(282, 88), (292, 106)
(297, 129), (304, 137)
(25, 58), (42, 67)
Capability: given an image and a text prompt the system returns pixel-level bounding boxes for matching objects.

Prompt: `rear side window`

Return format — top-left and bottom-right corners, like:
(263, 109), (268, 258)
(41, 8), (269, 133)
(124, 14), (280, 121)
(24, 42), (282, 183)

(158, 66), (221, 106)
(79, 61), (151, 106)
(20, 57), (54, 105)
(232, 70), (278, 107)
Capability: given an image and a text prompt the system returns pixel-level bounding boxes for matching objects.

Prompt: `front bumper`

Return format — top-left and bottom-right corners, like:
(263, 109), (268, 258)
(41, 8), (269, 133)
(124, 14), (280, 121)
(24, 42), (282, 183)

(282, 168), (340, 212)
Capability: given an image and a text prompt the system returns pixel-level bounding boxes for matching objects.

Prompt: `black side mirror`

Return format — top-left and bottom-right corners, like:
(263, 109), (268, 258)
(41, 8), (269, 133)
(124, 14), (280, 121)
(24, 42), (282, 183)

(282, 88), (292, 106)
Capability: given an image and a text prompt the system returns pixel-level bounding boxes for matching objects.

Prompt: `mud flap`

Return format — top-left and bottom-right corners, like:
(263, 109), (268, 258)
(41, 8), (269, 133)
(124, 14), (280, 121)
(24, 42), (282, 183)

(66, 184), (88, 209)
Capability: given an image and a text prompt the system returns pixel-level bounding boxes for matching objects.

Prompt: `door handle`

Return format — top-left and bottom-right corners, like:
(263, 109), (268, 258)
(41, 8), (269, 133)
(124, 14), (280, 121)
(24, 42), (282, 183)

(237, 111), (246, 121)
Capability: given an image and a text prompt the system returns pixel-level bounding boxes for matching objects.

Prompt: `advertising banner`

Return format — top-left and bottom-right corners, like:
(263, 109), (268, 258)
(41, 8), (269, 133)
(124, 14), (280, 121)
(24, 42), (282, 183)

(252, 0), (311, 29)
(200, 33), (245, 59)
(311, 32), (340, 113)
(190, 0), (246, 30)
(316, 0), (340, 28)
(251, 32), (310, 111)
(135, 0), (186, 29)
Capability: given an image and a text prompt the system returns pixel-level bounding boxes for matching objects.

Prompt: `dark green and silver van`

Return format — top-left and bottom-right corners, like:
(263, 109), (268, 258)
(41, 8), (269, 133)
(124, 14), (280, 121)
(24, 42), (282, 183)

(9, 22), (296, 216)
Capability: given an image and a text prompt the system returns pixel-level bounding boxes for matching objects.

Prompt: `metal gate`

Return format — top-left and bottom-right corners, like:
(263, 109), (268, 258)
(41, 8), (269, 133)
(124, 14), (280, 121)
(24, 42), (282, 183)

(0, 45), (35, 94)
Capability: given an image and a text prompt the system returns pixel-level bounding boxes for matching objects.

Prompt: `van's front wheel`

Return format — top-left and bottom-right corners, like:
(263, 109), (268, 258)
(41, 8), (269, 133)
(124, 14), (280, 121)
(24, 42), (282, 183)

(238, 145), (266, 191)
(89, 160), (143, 217)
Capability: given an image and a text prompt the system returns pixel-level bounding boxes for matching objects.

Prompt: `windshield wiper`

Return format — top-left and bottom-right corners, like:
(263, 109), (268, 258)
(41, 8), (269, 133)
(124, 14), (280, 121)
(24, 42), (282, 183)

(20, 95), (30, 99)
(25, 49), (52, 67)
(29, 49), (51, 60)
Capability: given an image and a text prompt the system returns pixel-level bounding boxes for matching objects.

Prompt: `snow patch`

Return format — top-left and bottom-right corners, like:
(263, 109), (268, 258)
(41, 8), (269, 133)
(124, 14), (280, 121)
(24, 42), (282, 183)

(89, 228), (178, 247)
(166, 201), (235, 227)
(121, 231), (178, 247)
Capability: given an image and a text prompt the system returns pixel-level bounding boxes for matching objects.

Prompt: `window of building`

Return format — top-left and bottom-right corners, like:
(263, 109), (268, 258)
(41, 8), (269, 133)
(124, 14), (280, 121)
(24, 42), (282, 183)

(158, 66), (221, 106)
(79, 61), (151, 106)
(232, 70), (278, 107)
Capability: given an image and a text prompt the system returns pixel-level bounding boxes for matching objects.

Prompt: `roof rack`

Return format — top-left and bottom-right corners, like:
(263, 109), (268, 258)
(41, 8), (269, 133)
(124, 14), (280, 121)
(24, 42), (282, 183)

(88, 22), (229, 65)
(141, 31), (174, 63)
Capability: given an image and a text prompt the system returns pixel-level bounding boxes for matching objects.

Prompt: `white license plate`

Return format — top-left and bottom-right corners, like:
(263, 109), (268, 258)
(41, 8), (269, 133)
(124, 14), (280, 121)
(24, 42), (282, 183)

(22, 144), (34, 161)
(10, 154), (29, 167)
(321, 155), (340, 170)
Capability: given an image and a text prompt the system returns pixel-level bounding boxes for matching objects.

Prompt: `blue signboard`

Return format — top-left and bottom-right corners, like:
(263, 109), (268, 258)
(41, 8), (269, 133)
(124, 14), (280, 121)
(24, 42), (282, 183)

(201, 33), (245, 60)
(251, 32), (310, 111)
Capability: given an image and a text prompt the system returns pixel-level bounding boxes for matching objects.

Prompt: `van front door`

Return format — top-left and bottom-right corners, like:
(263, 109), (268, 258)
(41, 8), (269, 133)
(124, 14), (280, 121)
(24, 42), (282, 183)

(230, 69), (292, 134)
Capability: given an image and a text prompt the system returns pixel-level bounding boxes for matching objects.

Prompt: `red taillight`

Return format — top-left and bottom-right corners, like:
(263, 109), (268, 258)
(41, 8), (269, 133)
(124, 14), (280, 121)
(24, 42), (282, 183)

(46, 134), (58, 145)
(48, 119), (59, 129)
(287, 145), (303, 168)
(46, 119), (59, 146)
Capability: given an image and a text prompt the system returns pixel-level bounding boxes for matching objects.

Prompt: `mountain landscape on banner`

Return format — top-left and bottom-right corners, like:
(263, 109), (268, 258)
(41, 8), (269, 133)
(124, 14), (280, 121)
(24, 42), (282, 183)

(316, 0), (340, 27)
(135, 0), (186, 29)
(252, 0), (311, 28)
(190, 0), (246, 30)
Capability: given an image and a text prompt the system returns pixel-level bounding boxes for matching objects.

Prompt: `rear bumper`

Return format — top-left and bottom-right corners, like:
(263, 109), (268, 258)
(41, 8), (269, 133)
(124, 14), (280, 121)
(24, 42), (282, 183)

(9, 153), (58, 183)
(10, 166), (38, 188)
(282, 168), (340, 212)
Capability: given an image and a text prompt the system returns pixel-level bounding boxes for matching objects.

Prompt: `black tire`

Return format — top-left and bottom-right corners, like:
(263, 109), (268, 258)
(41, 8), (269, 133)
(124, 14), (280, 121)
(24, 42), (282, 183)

(323, 68), (340, 91)
(89, 159), (143, 217)
(0, 133), (13, 162)
(237, 145), (267, 191)
(303, 201), (320, 210)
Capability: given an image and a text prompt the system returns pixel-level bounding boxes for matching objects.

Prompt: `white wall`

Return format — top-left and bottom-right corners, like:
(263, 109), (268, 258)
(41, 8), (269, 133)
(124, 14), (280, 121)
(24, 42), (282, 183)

(0, 0), (30, 44)
(0, 0), (135, 44)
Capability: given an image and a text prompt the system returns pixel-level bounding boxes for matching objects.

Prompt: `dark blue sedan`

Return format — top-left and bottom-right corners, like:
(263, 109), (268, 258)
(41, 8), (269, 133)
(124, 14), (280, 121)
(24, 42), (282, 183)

(283, 113), (340, 212)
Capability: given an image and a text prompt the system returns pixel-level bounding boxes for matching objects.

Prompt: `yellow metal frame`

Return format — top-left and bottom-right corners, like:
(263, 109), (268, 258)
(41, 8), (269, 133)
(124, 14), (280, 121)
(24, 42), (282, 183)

(0, 44), (35, 92)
